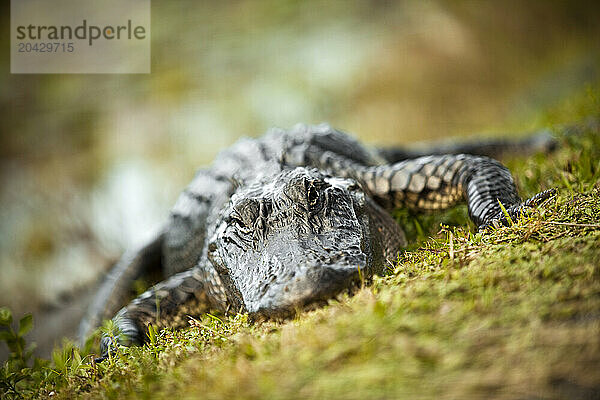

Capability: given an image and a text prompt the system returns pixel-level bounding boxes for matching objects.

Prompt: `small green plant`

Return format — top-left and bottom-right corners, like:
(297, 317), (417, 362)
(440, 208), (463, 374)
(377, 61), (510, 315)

(0, 308), (35, 396)
(0, 309), (103, 398)
(0, 308), (55, 399)
(497, 200), (514, 226)
(0, 307), (34, 367)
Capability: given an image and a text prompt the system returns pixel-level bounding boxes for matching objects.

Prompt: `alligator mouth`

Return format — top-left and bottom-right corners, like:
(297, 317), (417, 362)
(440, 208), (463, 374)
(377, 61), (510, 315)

(243, 258), (368, 319)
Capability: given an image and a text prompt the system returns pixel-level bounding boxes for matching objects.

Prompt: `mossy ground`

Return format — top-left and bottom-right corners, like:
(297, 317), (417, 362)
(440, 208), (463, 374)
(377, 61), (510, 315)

(2, 90), (600, 399)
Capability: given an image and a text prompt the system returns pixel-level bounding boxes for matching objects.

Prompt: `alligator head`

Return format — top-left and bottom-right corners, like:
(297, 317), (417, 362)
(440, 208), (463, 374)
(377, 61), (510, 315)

(207, 167), (403, 318)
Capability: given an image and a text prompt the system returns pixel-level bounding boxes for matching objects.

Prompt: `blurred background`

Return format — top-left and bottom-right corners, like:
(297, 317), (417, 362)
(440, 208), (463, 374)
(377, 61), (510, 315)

(1, 0), (599, 358)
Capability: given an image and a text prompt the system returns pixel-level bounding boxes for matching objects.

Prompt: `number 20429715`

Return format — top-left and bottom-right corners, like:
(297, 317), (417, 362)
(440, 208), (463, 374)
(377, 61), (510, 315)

(17, 42), (74, 52)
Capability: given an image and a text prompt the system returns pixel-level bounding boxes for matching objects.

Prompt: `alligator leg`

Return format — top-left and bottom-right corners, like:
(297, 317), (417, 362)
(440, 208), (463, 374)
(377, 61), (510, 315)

(81, 170), (234, 345)
(364, 155), (555, 228)
(98, 260), (227, 360)
(306, 151), (554, 228)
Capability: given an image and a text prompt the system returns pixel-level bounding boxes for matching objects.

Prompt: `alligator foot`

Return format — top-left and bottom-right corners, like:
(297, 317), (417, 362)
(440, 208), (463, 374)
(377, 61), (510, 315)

(480, 188), (558, 230)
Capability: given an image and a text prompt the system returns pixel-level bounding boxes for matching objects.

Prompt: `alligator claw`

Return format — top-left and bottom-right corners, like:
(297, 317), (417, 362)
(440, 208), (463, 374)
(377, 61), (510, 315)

(94, 309), (142, 362)
(94, 335), (119, 363)
(94, 355), (108, 363)
(480, 188), (557, 230)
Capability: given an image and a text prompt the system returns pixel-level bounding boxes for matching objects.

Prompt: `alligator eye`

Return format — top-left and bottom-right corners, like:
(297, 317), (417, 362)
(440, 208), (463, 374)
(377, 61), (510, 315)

(307, 184), (319, 207)
(232, 198), (260, 230)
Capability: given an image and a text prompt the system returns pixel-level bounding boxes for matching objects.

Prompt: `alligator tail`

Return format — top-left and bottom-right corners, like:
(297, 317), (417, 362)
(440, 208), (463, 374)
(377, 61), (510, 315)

(377, 129), (557, 163)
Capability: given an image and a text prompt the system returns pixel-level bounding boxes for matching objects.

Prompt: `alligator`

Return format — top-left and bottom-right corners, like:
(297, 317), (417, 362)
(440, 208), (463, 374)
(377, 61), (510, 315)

(79, 123), (556, 359)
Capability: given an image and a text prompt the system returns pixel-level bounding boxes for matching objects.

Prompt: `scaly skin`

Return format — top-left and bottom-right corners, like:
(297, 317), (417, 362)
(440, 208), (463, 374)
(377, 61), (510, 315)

(79, 124), (556, 359)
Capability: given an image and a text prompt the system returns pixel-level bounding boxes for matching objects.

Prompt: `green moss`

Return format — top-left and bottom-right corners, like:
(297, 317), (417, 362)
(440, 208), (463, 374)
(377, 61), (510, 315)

(2, 91), (600, 399)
